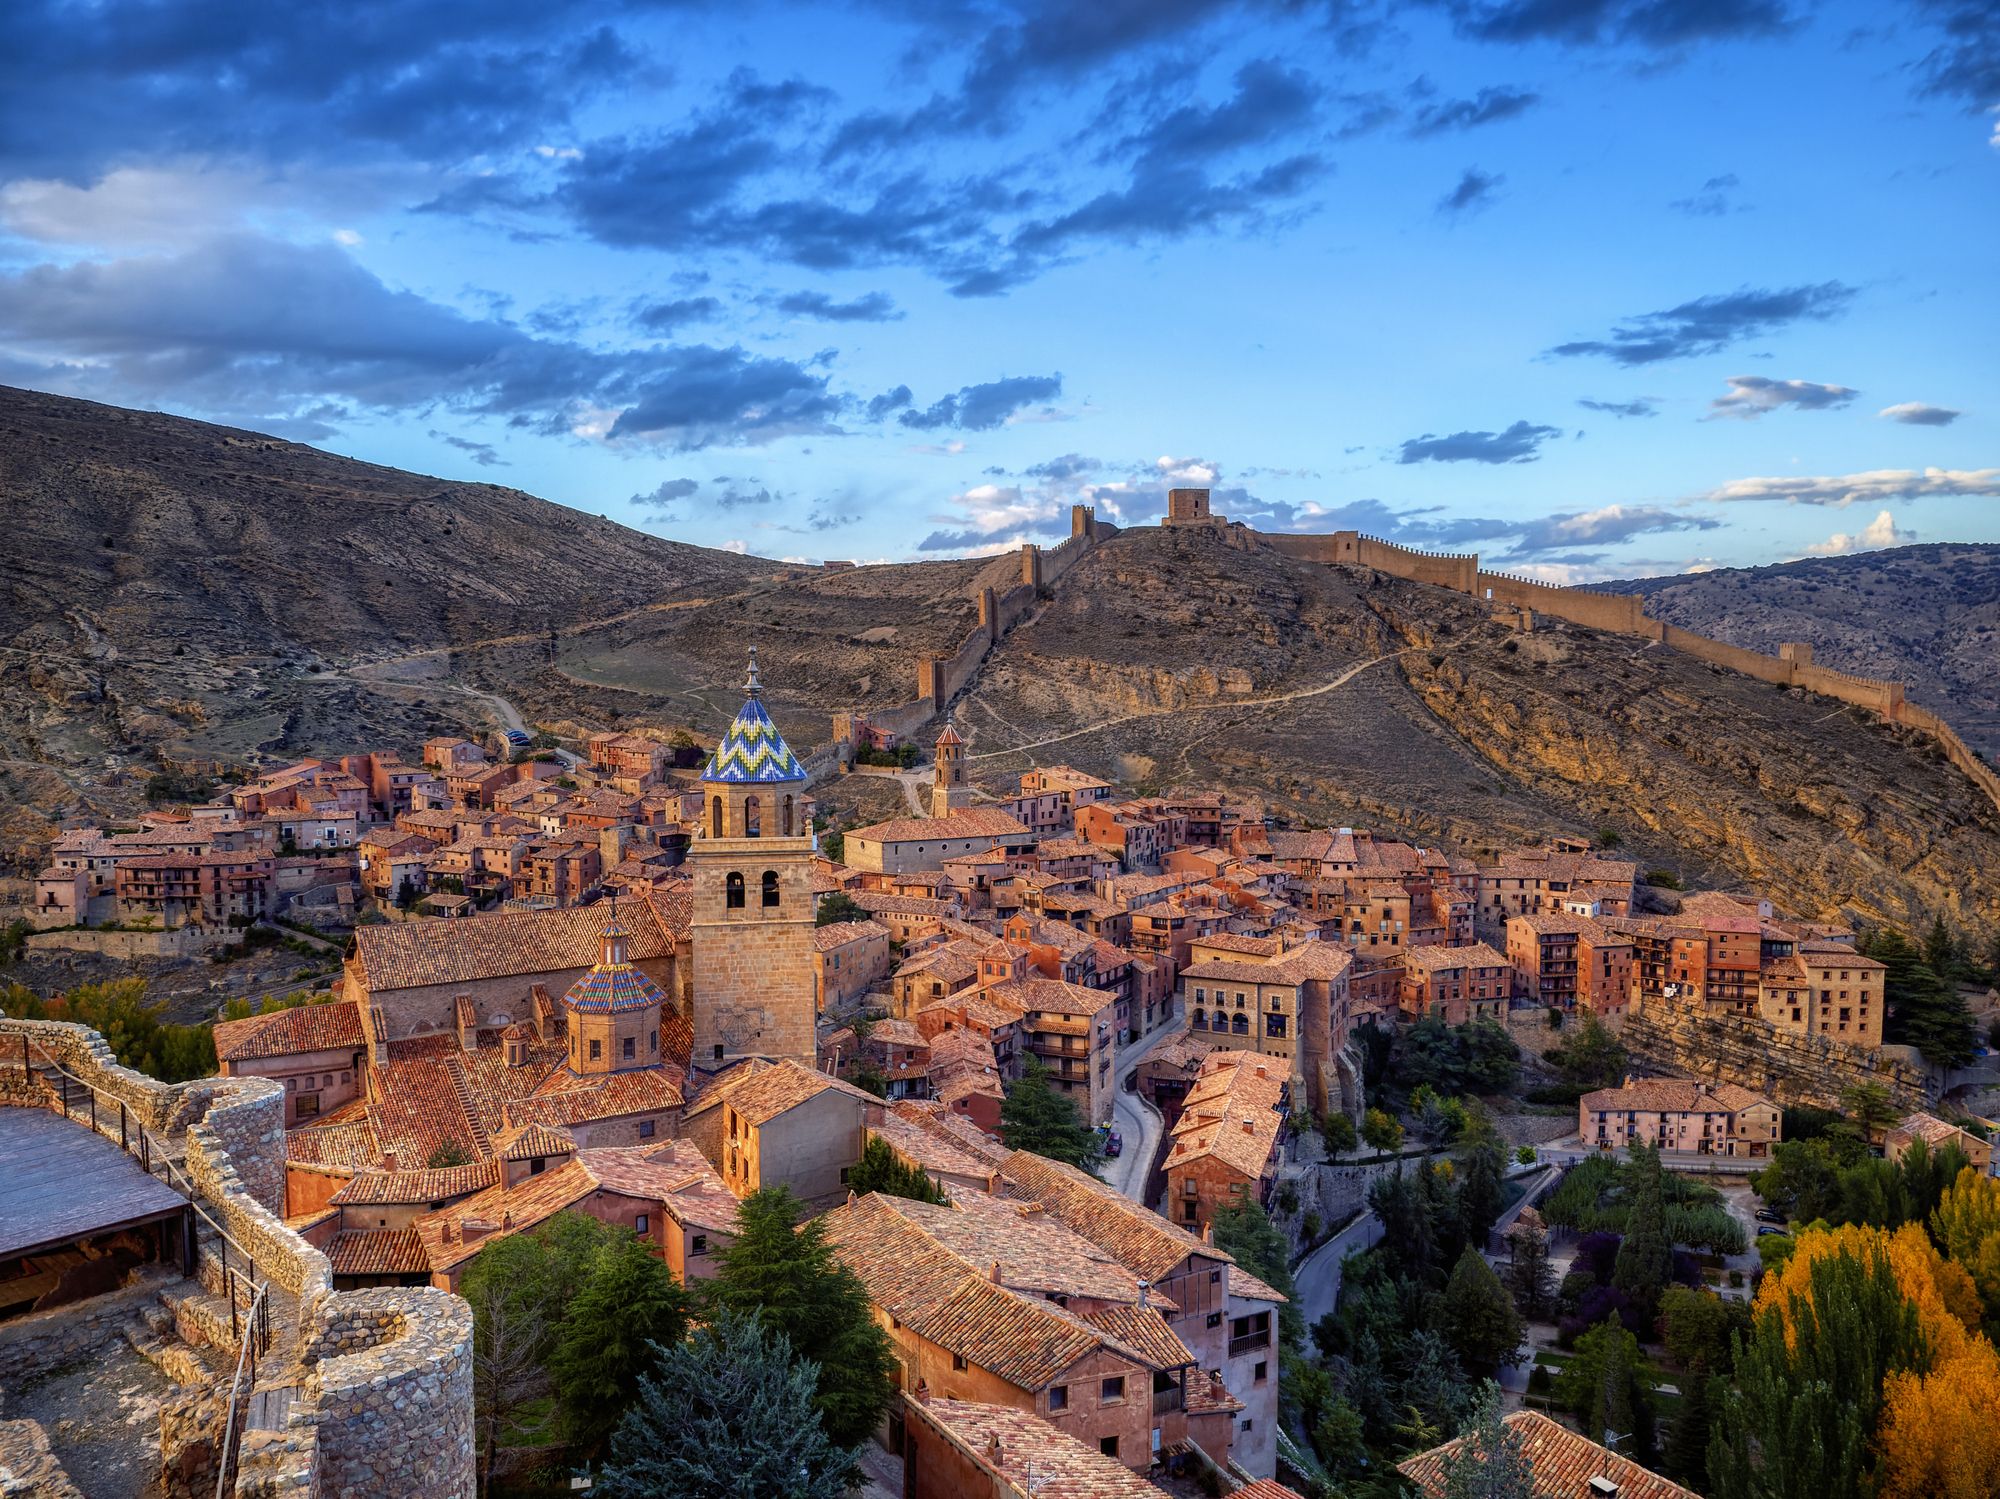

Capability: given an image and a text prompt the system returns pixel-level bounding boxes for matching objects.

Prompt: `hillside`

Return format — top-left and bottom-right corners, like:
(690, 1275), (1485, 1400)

(1603, 545), (2000, 762)
(2, 387), (1997, 934)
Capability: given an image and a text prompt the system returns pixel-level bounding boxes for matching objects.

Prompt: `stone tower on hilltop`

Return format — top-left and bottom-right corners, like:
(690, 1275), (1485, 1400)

(929, 717), (970, 818)
(689, 650), (817, 1071)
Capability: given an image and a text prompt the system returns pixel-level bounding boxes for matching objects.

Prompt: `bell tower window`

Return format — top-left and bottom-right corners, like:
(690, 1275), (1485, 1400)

(726, 872), (745, 910)
(762, 871), (780, 908)
(710, 797), (723, 838)
(744, 795), (761, 837)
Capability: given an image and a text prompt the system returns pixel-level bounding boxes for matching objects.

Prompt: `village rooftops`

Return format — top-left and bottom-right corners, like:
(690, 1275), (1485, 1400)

(905, 1398), (1170, 1499)
(349, 888), (687, 993)
(812, 918), (889, 952)
(1167, 1052), (1288, 1179)
(1001, 1151), (1246, 1286)
(848, 808), (1034, 844)
(1580, 1076), (1769, 1114)
(213, 1000), (366, 1063)
(1401, 941), (1511, 974)
(1398, 1410), (1698, 1499)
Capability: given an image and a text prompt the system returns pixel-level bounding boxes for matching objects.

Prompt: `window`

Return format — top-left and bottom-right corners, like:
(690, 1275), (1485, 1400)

(763, 870), (780, 908)
(744, 795), (761, 836)
(952, 1352), (968, 1371)
(622, 1036), (636, 1059)
(710, 797), (723, 837)
(691, 1234), (708, 1256)
(649, 1029), (658, 1054)
(634, 1214), (649, 1234)
(1101, 1376), (1126, 1402)
(839, 1167), (851, 1184)
(639, 1119), (656, 1139)
(726, 872), (745, 909)
(1254, 1361), (1268, 1383)
(1207, 1312), (1224, 1329)
(1048, 1385), (1068, 1411)
(294, 1092), (320, 1118)
(589, 1038), (602, 1060)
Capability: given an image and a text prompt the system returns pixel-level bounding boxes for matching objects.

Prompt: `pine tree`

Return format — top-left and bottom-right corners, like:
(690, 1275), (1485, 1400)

(998, 1058), (1102, 1169)
(1560, 1319), (1650, 1459)
(843, 1137), (946, 1203)
(1867, 928), (1977, 1069)
(1504, 1207), (1557, 1320)
(1613, 1141), (1672, 1319)
(547, 1230), (691, 1456)
(1437, 1382), (1536, 1499)
(1440, 1246), (1526, 1373)
(705, 1187), (898, 1449)
(596, 1311), (854, 1499)
(1458, 1136), (1508, 1247)
(1661, 1371), (1716, 1491)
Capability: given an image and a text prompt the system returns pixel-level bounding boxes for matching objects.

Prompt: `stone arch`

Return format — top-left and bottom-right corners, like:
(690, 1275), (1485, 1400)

(761, 870), (780, 908)
(744, 795), (761, 837)
(725, 871), (745, 909)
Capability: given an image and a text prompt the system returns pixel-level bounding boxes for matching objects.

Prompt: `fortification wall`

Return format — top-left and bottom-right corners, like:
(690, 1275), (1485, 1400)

(1359, 536), (1478, 592)
(1478, 572), (1650, 636)
(0, 1016), (476, 1498)
(1621, 995), (1935, 1114)
(1261, 531), (1359, 565)
(1901, 704), (2000, 807)
(1657, 624), (1794, 684)
(1040, 532), (1095, 588)
(1797, 662), (1904, 715)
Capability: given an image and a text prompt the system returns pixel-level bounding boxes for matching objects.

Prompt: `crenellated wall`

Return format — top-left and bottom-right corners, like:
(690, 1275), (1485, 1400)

(0, 1017), (476, 1499)
(1255, 526), (2000, 819)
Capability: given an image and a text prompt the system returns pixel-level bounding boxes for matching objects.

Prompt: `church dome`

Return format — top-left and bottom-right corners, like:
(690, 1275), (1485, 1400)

(562, 921), (668, 1014)
(702, 650), (806, 785)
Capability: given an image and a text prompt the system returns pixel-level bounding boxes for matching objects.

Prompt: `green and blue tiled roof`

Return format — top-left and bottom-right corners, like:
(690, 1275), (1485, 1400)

(563, 951), (667, 1014)
(702, 694), (805, 785)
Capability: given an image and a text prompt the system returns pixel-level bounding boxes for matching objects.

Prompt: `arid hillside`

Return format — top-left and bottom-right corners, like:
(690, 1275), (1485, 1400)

(1604, 545), (2000, 762)
(3, 387), (1997, 934)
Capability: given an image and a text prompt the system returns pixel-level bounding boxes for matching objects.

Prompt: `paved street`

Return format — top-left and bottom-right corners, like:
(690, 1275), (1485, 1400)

(1293, 1208), (1385, 1331)
(1105, 1025), (1173, 1200)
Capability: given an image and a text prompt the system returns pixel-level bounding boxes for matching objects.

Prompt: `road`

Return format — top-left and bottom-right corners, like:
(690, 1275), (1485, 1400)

(1104, 1026), (1174, 1202)
(1294, 1208), (1387, 1331)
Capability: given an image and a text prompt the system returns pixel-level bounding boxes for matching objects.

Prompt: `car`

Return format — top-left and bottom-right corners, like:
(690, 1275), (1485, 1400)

(1104, 1130), (1123, 1158)
(1757, 1225), (1787, 1237)
(1754, 1208), (1786, 1225)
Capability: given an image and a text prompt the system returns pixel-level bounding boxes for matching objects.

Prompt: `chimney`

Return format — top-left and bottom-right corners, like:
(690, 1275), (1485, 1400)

(989, 1433), (1003, 1464)
(1242, 1119), (1255, 1134)
(1202, 1223), (1214, 1245)
(1587, 1479), (1621, 1498)
(1137, 1279), (1150, 1308)
(1016, 1201), (1045, 1219)
(989, 1260), (1003, 1283)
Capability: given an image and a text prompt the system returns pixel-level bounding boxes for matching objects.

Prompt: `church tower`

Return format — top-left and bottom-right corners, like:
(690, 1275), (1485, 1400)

(929, 717), (970, 818)
(689, 650), (817, 1070)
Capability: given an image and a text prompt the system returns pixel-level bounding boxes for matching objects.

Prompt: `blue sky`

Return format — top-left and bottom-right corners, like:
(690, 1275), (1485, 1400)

(0, 0), (1994, 579)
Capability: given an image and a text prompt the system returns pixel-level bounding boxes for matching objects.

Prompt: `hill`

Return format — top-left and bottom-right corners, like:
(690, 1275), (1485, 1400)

(1, 386), (1996, 935)
(1603, 545), (2000, 763)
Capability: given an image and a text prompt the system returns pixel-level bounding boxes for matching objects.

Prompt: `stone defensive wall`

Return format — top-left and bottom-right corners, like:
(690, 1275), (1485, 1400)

(0, 1016), (475, 1497)
(1259, 528), (2000, 817)
(831, 504), (1119, 757)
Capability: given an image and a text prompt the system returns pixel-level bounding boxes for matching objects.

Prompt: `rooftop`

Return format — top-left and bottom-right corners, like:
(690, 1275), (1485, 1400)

(1398, 1410), (1699, 1499)
(0, 1107), (190, 1260)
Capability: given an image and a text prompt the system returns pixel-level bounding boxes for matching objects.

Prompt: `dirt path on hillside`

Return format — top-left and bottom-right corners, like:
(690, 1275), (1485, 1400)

(964, 647), (1426, 763)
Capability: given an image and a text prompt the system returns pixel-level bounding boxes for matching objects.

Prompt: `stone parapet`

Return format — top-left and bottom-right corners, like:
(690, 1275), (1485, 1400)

(0, 1419), (86, 1498)
(303, 1289), (475, 1499)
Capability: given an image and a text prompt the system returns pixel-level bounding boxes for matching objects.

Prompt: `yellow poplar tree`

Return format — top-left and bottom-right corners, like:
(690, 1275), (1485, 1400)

(1931, 1166), (2000, 1318)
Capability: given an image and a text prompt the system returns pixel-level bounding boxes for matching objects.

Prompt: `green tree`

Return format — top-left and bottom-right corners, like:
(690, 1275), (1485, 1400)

(1321, 1110), (1359, 1156)
(1547, 1009), (1628, 1089)
(1503, 1207), (1557, 1320)
(1438, 1381), (1537, 1499)
(547, 1230), (692, 1456)
(1312, 1396), (1369, 1482)
(1866, 927), (1976, 1069)
(428, 1138), (473, 1168)
(596, 1311), (853, 1499)
(1658, 1286), (1748, 1376)
(1362, 1106), (1405, 1154)
(1840, 1081), (1896, 1138)
(1440, 1246), (1526, 1373)
(1662, 1372), (1718, 1493)
(394, 877), (418, 911)
(705, 1188), (897, 1448)
(1558, 1319), (1651, 1459)
(1613, 1142), (1673, 1319)
(1707, 1239), (1926, 1499)
(1457, 1136), (1508, 1247)
(999, 1058), (1101, 1169)
(843, 1137), (946, 1203)
(1922, 912), (1965, 981)
(459, 1231), (559, 1492)
(1211, 1201), (1303, 1347)
(814, 890), (867, 926)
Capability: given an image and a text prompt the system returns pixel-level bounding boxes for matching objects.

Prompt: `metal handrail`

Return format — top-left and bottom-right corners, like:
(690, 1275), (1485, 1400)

(214, 1279), (272, 1499)
(7, 1031), (279, 1302)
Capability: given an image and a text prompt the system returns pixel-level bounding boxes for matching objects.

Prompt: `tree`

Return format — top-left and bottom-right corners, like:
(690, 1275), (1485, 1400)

(1922, 913), (1965, 982)
(1503, 1207), (1557, 1320)
(1840, 1081), (1896, 1138)
(1658, 1286), (1747, 1376)
(705, 1187), (897, 1449)
(1932, 1166), (2000, 1320)
(1312, 1395), (1369, 1481)
(999, 1059), (1101, 1169)
(394, 877), (418, 911)
(596, 1311), (854, 1499)
(1211, 1201), (1303, 1347)
(1661, 1372), (1718, 1492)
(1612, 1142), (1672, 1320)
(1548, 1009), (1628, 1089)
(1458, 1136), (1508, 1247)
(1321, 1110), (1358, 1156)
(1440, 1247), (1526, 1373)
(547, 1229), (692, 1456)
(843, 1137), (946, 1204)
(814, 891), (867, 927)
(1866, 927), (1976, 1069)
(428, 1139), (473, 1168)
(1437, 1382), (1537, 1499)
(15, 978), (217, 1082)
(460, 1233), (557, 1493)
(1362, 1106), (1405, 1154)
(1558, 1319), (1650, 1459)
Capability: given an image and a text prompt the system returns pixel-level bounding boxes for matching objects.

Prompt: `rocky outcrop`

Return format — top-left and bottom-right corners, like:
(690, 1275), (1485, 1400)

(1620, 996), (1935, 1114)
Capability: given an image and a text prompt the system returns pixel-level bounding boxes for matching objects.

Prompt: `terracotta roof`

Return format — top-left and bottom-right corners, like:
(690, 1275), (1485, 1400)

(813, 918), (889, 952)
(352, 891), (684, 994)
(504, 1065), (686, 1131)
(1168, 1052), (1287, 1180)
(1580, 1077), (1771, 1114)
(869, 1115), (994, 1183)
(326, 1228), (430, 1278)
(853, 892), (959, 917)
(330, 1162), (499, 1205)
(891, 1099), (1011, 1167)
(1230, 1481), (1304, 1499)
(1080, 1302), (1196, 1368)
(1192, 932), (1284, 957)
(500, 1123), (576, 1161)
(985, 976), (1119, 1019)
(1182, 1366), (1247, 1417)
(906, 1398), (1168, 1499)
(214, 1000), (366, 1062)
(1399, 1410), (1699, 1499)
(849, 809), (1032, 845)
(1401, 941), (1511, 974)
(1001, 1152), (1239, 1284)
(714, 1058), (880, 1126)
(284, 1117), (381, 1169)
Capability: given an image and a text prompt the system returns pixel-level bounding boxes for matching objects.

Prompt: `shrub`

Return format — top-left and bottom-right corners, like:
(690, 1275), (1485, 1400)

(1573, 1231), (1623, 1284)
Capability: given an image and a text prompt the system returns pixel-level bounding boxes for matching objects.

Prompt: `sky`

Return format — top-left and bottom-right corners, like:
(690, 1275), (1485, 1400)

(0, 0), (1994, 580)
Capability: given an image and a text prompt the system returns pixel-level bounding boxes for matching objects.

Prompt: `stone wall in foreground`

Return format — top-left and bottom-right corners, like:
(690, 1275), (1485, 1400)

(0, 1017), (476, 1498)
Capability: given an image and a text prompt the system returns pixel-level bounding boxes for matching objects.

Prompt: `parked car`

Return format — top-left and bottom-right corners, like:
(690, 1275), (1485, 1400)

(1757, 1225), (1787, 1237)
(1755, 1207), (1787, 1225)
(1104, 1130), (1123, 1158)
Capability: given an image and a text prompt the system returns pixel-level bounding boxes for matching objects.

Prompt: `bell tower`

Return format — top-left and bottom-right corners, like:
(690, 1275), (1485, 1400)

(929, 717), (970, 818)
(689, 650), (817, 1070)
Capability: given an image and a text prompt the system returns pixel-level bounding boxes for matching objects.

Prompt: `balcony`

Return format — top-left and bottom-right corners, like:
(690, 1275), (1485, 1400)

(1227, 1329), (1271, 1358)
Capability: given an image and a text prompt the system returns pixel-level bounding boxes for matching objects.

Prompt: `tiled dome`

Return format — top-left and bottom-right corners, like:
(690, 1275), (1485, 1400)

(702, 652), (805, 785)
(563, 924), (667, 1014)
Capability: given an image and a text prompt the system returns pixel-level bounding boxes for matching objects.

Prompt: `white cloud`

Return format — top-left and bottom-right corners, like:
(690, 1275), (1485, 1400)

(1154, 456), (1217, 484)
(908, 440), (967, 455)
(1703, 467), (2000, 507)
(1707, 375), (1856, 418)
(0, 166), (261, 247)
(534, 145), (583, 160)
(721, 538), (749, 554)
(332, 228), (364, 246)
(1801, 509), (1911, 556)
(1877, 402), (1961, 426)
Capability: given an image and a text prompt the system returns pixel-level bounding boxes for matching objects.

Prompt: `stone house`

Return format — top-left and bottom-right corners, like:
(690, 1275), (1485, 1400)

(983, 976), (1120, 1126)
(214, 1002), (369, 1126)
(1400, 1409), (1699, 1499)
(898, 1396), (1181, 1499)
(1163, 1052), (1287, 1235)
(1477, 847), (1639, 940)
(844, 809), (1037, 876)
(1396, 942), (1513, 1025)
(1578, 1077), (1781, 1158)
(814, 918), (892, 1015)
(113, 850), (275, 928)
(684, 1059), (882, 1206)
(1177, 938), (1352, 1116)
(1885, 1111), (1993, 1173)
